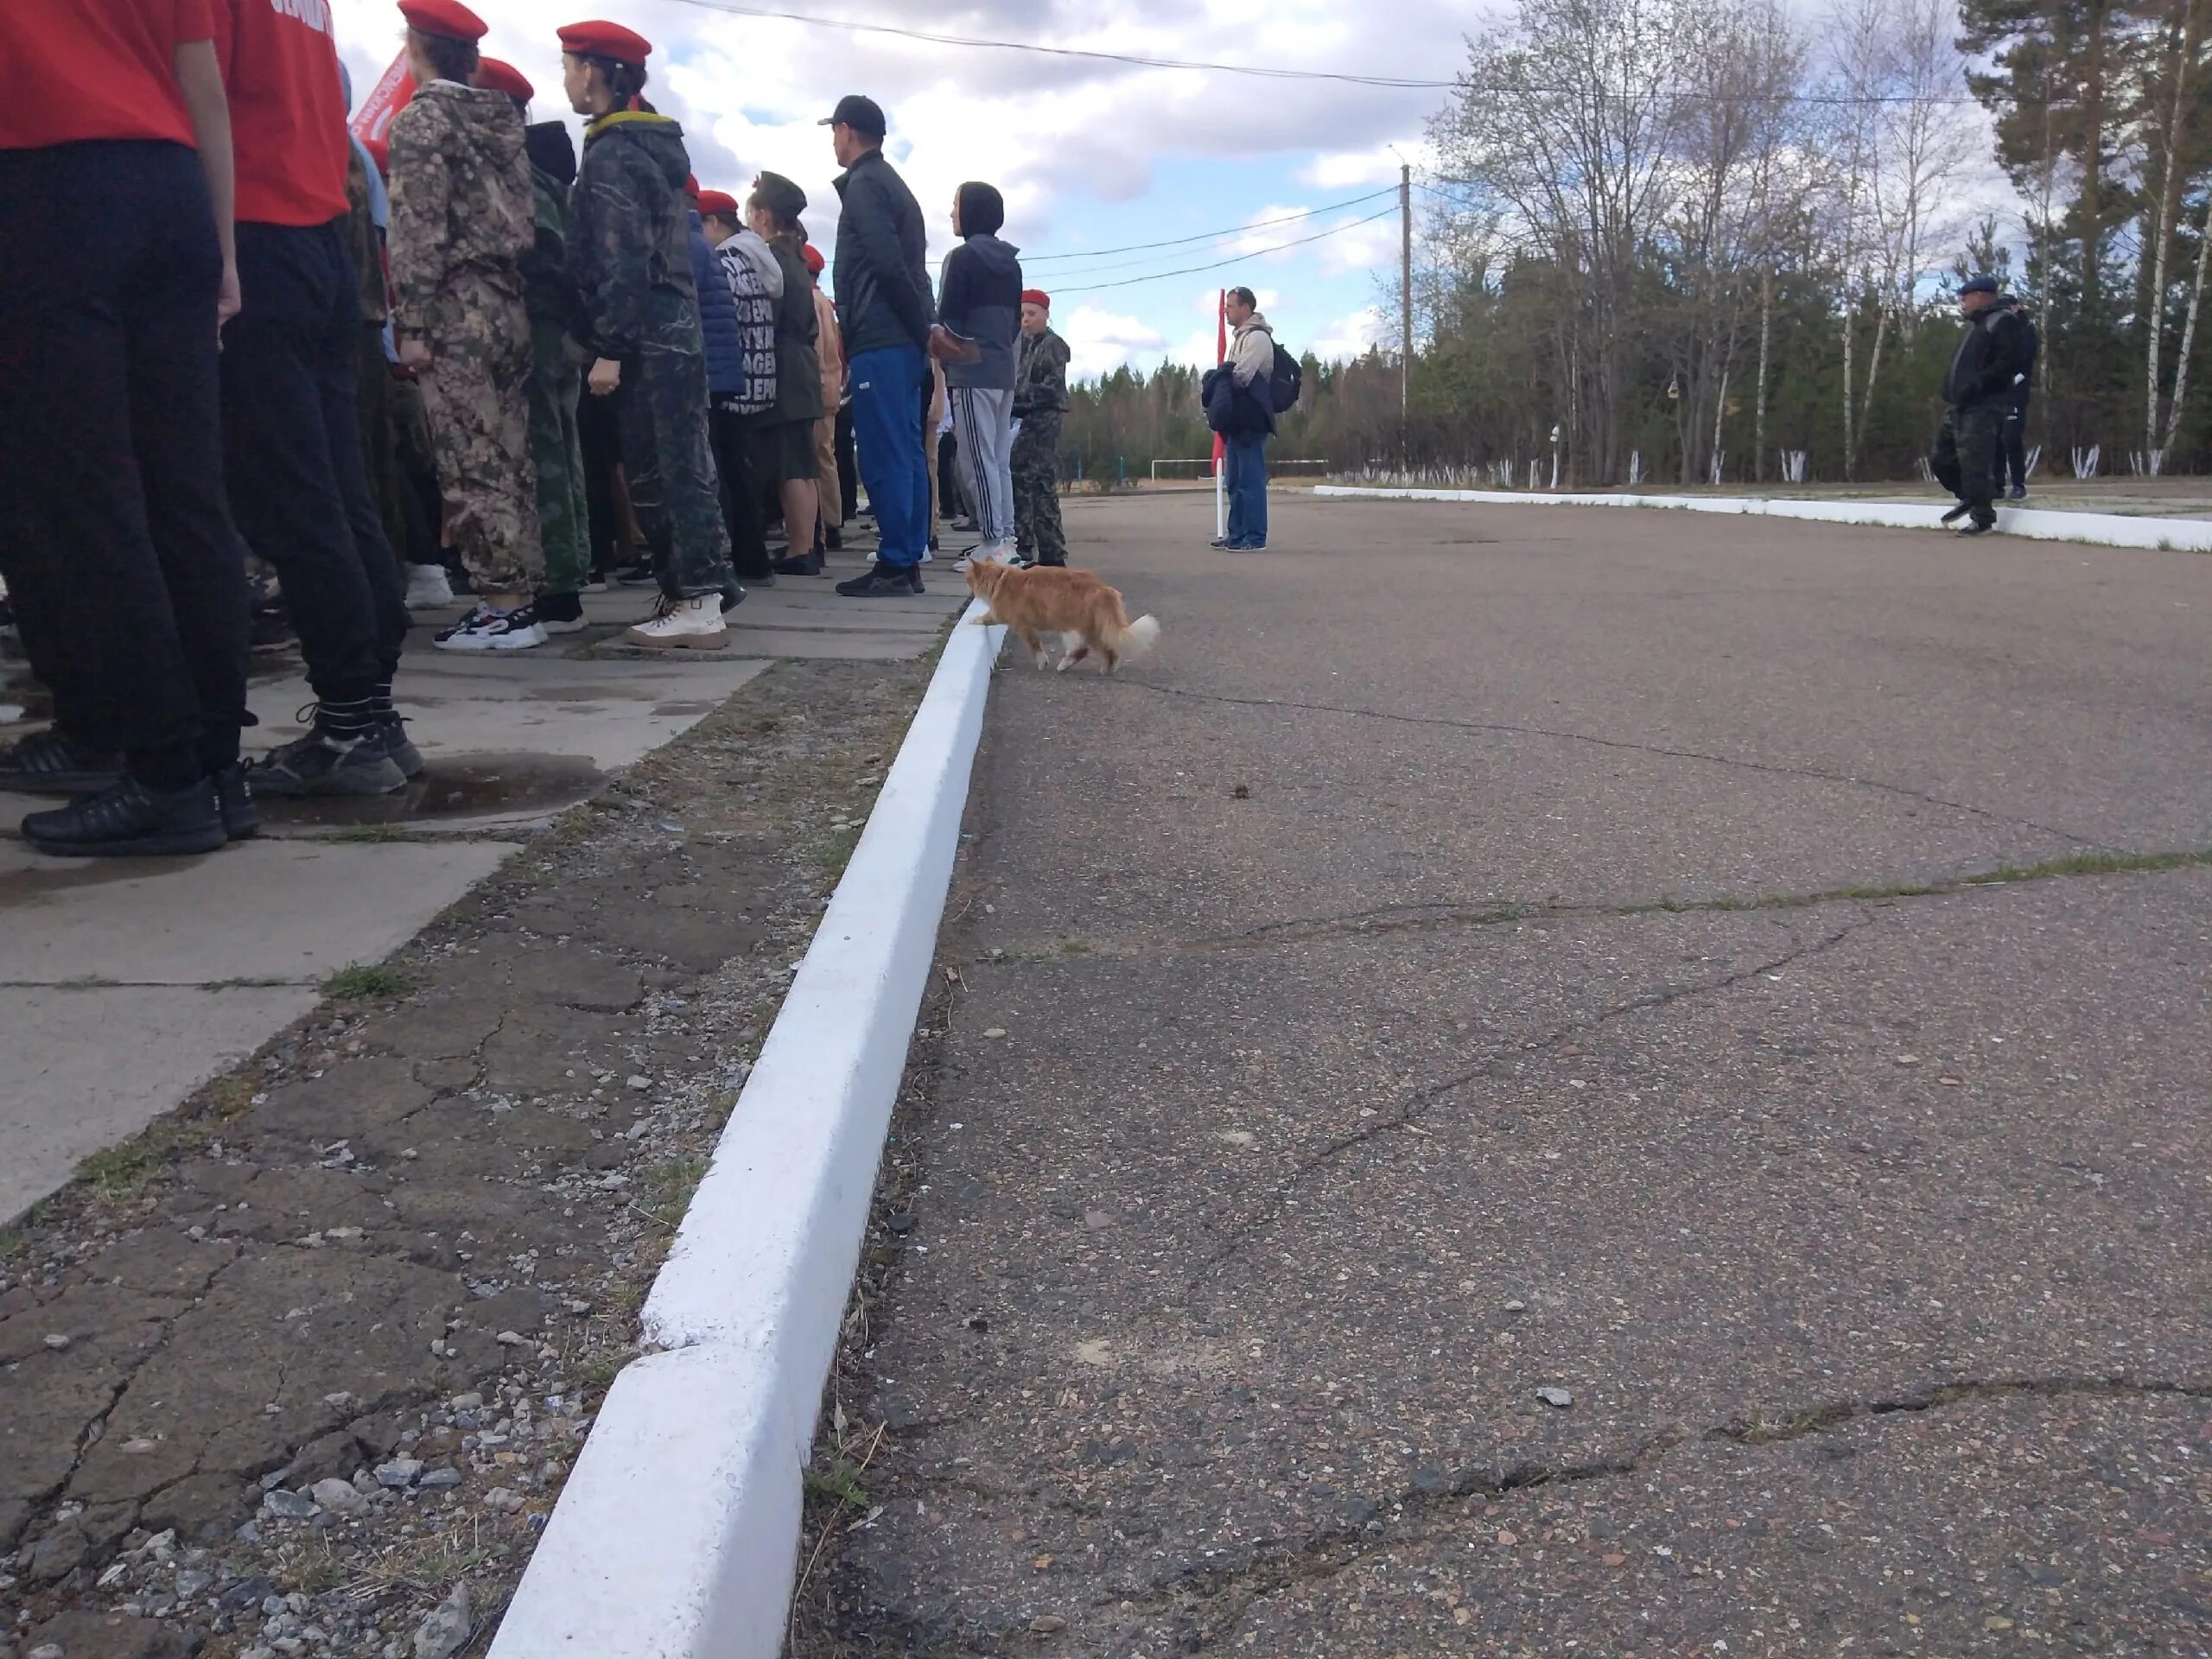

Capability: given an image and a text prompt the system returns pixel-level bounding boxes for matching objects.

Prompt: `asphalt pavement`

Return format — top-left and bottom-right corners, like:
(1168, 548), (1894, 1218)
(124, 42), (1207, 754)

(816, 490), (2212, 1656)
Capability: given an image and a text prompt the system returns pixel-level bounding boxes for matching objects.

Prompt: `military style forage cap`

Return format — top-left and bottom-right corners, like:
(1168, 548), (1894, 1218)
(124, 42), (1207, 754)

(557, 20), (652, 64)
(752, 170), (807, 218)
(398, 0), (488, 40)
(474, 58), (533, 101)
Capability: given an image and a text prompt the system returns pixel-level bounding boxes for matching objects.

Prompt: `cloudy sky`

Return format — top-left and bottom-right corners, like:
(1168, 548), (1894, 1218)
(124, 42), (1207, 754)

(334, 0), (1478, 382)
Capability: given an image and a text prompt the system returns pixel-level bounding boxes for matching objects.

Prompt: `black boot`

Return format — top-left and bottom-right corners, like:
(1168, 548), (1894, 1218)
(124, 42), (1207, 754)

(22, 775), (226, 858)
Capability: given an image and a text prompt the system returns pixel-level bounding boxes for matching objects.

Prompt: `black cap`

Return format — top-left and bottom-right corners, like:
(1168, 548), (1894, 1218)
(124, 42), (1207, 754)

(1960, 273), (1999, 296)
(820, 93), (886, 139)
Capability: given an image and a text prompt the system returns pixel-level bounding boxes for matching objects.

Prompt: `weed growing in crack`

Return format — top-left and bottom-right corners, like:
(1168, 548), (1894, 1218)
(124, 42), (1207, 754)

(74, 1140), (163, 1198)
(635, 1155), (709, 1229)
(321, 963), (414, 1000)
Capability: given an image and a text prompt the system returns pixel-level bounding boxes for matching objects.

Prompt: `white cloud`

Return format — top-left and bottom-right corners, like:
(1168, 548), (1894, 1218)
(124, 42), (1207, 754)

(1309, 305), (1388, 360)
(1295, 140), (1433, 191)
(1060, 304), (1169, 378)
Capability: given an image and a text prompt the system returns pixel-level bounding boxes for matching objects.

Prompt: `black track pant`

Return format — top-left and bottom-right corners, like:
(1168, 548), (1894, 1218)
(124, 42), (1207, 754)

(0, 140), (248, 782)
(1930, 404), (2001, 529)
(221, 218), (408, 703)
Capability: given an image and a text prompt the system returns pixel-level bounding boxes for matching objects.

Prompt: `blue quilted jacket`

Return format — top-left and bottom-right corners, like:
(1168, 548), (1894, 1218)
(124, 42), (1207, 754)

(687, 207), (743, 397)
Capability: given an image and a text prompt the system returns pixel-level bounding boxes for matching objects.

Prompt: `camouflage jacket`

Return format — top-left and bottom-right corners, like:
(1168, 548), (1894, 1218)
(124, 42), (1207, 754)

(385, 80), (532, 341)
(569, 111), (702, 363)
(1014, 326), (1071, 417)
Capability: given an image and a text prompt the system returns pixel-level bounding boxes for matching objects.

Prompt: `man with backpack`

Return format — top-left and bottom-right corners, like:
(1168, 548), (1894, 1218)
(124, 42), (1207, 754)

(1207, 285), (1296, 550)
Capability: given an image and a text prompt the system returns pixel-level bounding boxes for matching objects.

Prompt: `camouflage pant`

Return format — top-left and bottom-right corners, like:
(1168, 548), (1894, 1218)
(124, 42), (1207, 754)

(528, 317), (589, 597)
(613, 342), (734, 600)
(417, 291), (542, 594)
(1012, 410), (1065, 564)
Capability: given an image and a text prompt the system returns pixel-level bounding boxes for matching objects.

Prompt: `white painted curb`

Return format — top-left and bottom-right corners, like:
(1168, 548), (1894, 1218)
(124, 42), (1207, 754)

(489, 599), (1005, 1659)
(1313, 484), (2212, 552)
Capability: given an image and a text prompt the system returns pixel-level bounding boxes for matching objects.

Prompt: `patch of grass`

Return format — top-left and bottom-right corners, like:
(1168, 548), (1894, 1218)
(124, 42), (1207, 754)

(76, 1140), (164, 1198)
(803, 1459), (870, 1510)
(329, 823), (410, 844)
(636, 1154), (709, 1226)
(320, 962), (413, 1001)
(0, 1228), (27, 1264)
(574, 1345), (630, 1399)
(193, 1073), (257, 1121)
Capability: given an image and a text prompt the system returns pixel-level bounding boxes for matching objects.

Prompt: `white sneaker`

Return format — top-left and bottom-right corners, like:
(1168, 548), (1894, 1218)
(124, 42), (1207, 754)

(624, 594), (728, 652)
(953, 543), (1020, 573)
(405, 564), (454, 610)
(434, 603), (549, 652)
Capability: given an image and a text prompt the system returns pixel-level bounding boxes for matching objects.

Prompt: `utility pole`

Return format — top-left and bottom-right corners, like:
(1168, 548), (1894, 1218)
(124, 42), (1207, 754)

(1399, 161), (1413, 476)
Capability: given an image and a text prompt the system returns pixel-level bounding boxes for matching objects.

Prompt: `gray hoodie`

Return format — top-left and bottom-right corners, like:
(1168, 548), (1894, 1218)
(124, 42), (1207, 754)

(938, 232), (1023, 391)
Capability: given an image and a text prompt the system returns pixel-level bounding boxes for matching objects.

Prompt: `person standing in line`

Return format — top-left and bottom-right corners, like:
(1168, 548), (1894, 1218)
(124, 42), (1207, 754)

(801, 241), (845, 569)
(477, 57), (592, 633)
(1930, 275), (2032, 537)
(559, 20), (740, 648)
(696, 185), (779, 587)
(938, 181), (1023, 570)
(823, 93), (936, 596)
(386, 0), (546, 652)
(747, 172), (824, 576)
(1011, 289), (1071, 568)
(215, 0), (415, 794)
(0, 0), (253, 853)
(1212, 285), (1275, 551)
(681, 175), (766, 588)
(1993, 293), (2038, 502)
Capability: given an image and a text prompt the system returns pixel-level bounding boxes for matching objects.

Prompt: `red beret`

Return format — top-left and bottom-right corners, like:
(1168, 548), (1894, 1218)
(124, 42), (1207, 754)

(683, 174), (701, 200)
(557, 20), (652, 64)
(474, 58), (532, 101)
(1020, 289), (1051, 311)
(696, 189), (740, 219)
(801, 243), (824, 275)
(399, 0), (487, 41)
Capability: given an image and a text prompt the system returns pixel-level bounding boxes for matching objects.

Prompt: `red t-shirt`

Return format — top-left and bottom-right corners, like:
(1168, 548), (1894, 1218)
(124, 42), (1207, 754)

(0, 0), (211, 152)
(213, 0), (350, 227)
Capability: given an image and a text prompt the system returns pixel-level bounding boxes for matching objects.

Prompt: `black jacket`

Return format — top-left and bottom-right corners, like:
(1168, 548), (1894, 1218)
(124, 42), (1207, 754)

(938, 232), (1021, 391)
(1942, 303), (2034, 410)
(832, 148), (933, 358)
(569, 111), (702, 364)
(766, 238), (823, 424)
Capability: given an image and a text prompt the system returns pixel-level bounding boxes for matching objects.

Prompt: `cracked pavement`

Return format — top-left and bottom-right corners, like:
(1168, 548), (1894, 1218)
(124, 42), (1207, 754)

(1, 656), (939, 1658)
(798, 493), (2212, 1655)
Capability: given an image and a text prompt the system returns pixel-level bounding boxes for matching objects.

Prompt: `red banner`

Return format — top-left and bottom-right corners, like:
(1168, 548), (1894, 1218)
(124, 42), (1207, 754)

(349, 50), (416, 173)
(1212, 288), (1227, 477)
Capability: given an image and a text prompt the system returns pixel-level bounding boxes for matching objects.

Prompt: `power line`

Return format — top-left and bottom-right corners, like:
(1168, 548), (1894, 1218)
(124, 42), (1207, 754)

(1052, 206), (1402, 296)
(658, 0), (1991, 106)
(1022, 189), (1400, 268)
(658, 0), (1453, 87)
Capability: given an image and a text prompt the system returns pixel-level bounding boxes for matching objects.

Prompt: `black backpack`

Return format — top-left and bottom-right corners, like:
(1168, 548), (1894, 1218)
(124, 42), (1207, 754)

(1268, 343), (1303, 413)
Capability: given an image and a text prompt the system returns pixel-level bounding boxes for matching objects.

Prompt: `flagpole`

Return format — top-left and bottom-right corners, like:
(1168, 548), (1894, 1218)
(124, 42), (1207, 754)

(1214, 288), (1227, 542)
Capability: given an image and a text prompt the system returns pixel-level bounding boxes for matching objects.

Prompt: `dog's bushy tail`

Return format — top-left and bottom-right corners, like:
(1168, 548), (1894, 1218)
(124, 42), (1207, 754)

(1119, 614), (1161, 660)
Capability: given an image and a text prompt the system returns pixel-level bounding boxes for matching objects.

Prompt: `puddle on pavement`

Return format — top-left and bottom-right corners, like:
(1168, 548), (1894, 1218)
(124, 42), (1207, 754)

(0, 860), (183, 907)
(257, 751), (603, 828)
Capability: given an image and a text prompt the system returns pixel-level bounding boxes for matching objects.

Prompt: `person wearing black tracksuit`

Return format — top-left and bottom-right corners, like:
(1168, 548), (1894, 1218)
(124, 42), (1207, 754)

(1929, 275), (2033, 535)
(1992, 296), (2038, 500)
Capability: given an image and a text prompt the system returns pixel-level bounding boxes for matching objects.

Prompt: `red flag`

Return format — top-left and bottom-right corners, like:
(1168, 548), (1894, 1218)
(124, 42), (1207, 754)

(350, 51), (416, 174)
(1212, 288), (1227, 477)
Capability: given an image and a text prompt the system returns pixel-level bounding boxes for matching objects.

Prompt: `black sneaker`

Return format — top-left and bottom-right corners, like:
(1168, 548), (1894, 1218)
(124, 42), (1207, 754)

(772, 549), (824, 576)
(1939, 504), (1971, 526)
(251, 728), (407, 798)
(1958, 519), (1996, 537)
(249, 606), (297, 654)
(536, 589), (587, 634)
(0, 729), (124, 795)
(614, 560), (658, 587)
(22, 776), (226, 858)
(377, 716), (427, 780)
(2008, 484), (2027, 501)
(836, 562), (923, 598)
(213, 760), (260, 840)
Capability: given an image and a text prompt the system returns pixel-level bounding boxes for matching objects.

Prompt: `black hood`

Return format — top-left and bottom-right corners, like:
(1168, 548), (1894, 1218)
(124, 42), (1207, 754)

(525, 121), (576, 188)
